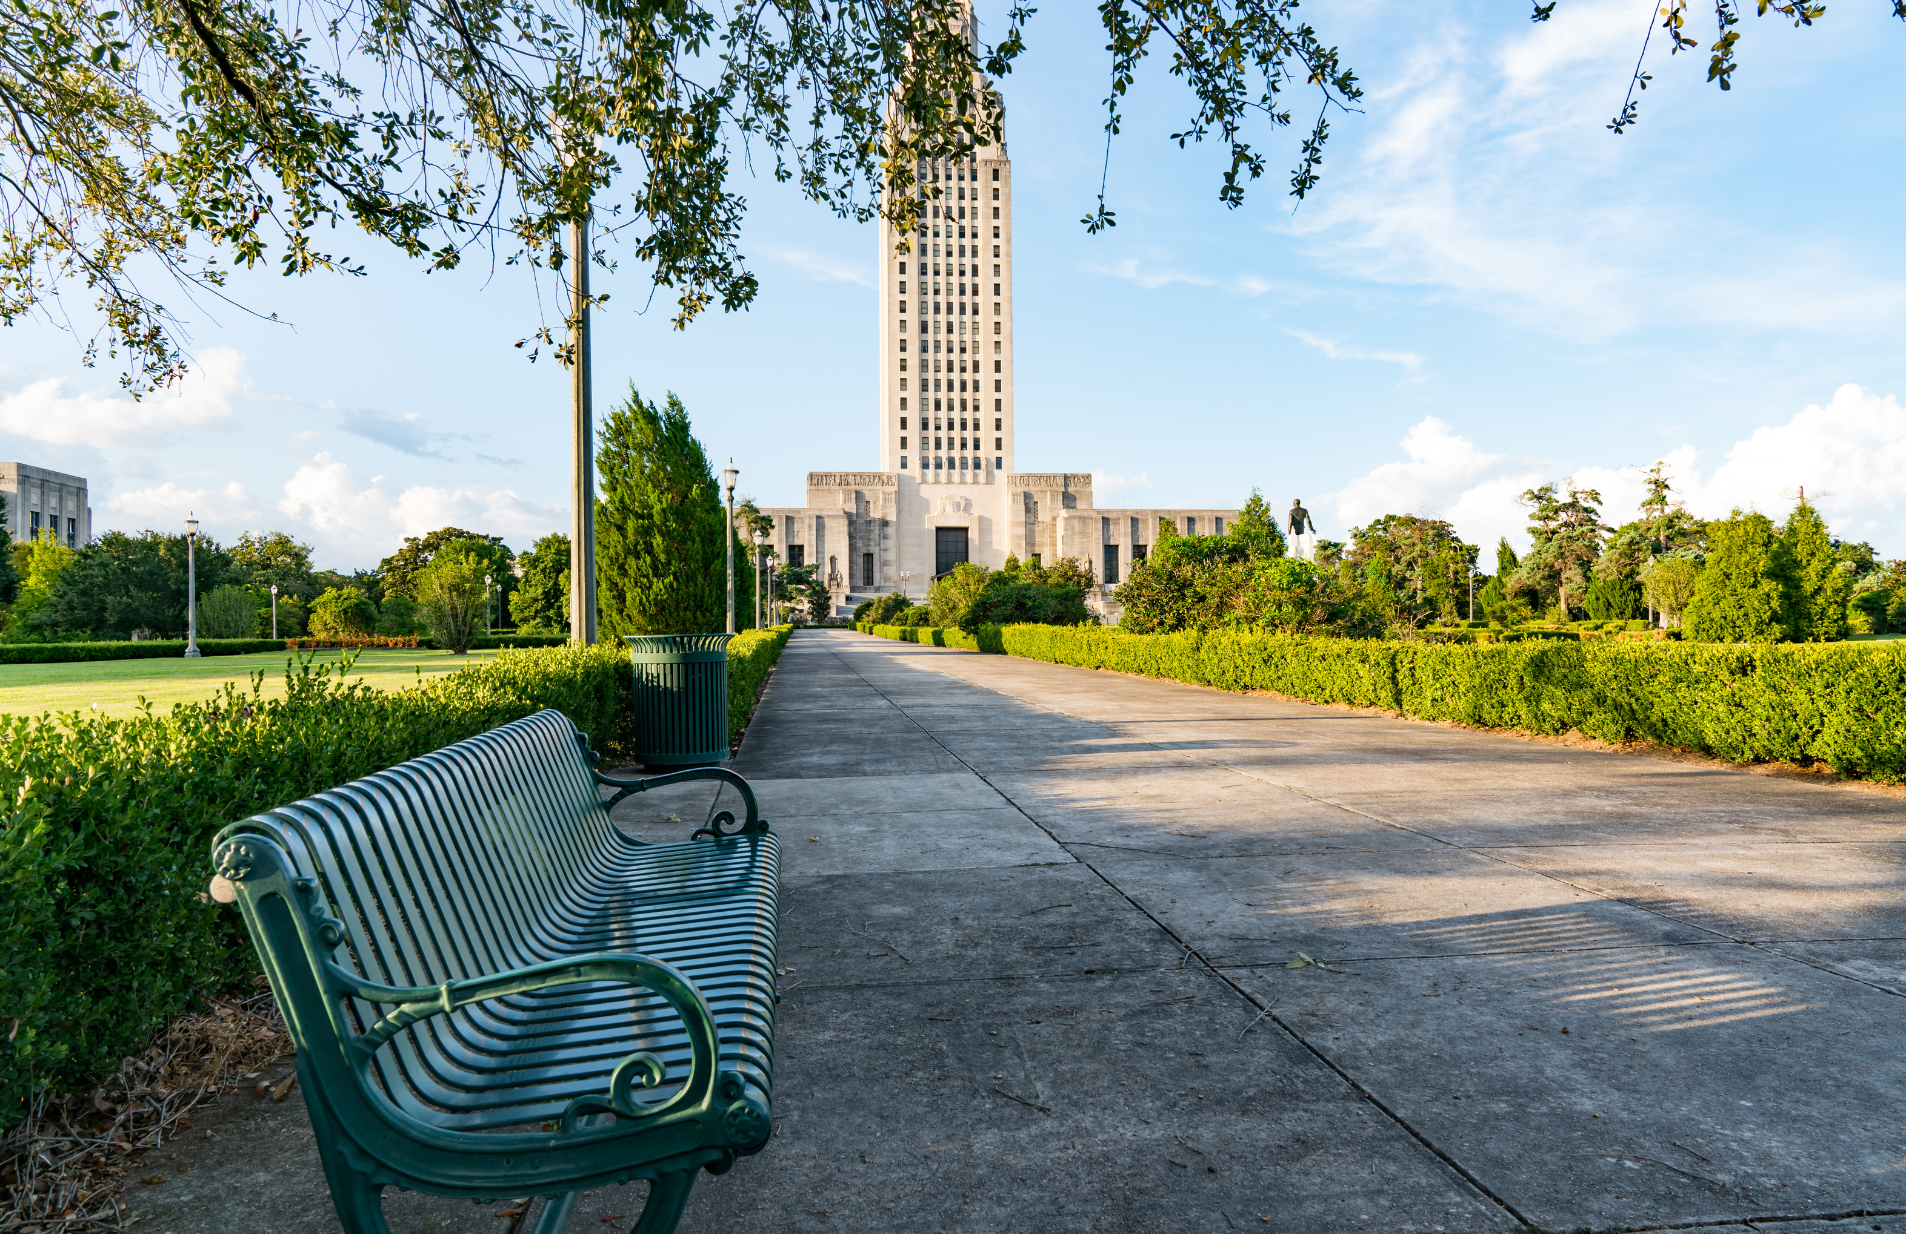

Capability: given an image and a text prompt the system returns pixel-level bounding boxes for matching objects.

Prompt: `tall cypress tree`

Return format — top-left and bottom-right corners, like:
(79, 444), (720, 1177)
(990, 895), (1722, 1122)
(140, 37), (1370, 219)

(596, 387), (753, 637)
(1684, 511), (1796, 643)
(1783, 499), (1849, 642)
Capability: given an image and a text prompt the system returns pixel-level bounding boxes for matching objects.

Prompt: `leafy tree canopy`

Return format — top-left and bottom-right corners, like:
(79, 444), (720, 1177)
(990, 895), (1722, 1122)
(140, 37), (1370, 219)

(230, 532), (316, 594)
(1684, 510), (1796, 643)
(31, 530), (239, 638)
(510, 533), (571, 634)
(378, 529), (510, 601)
(1784, 499), (1850, 642)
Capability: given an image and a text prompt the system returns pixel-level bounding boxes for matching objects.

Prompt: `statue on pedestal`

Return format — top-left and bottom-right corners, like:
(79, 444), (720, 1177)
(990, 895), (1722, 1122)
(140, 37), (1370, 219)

(1288, 499), (1318, 562)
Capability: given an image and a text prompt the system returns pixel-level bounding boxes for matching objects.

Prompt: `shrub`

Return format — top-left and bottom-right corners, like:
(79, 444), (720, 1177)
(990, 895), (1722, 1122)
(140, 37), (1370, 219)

(0, 628), (794, 1130)
(376, 593), (420, 636)
(414, 544), (489, 654)
(198, 585), (259, 639)
(1641, 558), (1699, 626)
(308, 586), (378, 640)
(1684, 512), (1795, 642)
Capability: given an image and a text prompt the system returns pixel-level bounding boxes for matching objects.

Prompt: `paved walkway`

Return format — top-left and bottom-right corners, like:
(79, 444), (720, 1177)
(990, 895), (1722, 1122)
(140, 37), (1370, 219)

(138, 630), (1906, 1233)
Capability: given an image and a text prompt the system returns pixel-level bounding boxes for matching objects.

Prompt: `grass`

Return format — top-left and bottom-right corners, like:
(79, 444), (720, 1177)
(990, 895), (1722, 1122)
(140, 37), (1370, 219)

(0, 648), (509, 719)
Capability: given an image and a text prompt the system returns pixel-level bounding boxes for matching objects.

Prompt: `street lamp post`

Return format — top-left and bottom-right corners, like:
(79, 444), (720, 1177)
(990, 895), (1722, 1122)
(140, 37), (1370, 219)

(899, 570), (912, 601)
(752, 533), (766, 629)
(1467, 558), (1477, 622)
(270, 584), (279, 639)
(722, 461), (739, 634)
(485, 574), (493, 635)
(184, 514), (201, 658)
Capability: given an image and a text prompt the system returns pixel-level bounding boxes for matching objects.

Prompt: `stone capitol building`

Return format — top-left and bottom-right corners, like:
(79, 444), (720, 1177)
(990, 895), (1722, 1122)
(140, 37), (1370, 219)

(758, 19), (1237, 619)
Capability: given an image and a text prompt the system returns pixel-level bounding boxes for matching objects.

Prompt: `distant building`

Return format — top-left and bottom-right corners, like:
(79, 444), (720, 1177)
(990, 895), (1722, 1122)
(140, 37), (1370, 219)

(756, 7), (1236, 619)
(1, 463), (91, 547)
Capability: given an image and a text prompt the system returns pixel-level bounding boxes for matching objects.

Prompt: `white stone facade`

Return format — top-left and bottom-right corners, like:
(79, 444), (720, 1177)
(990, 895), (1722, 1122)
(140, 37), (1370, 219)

(758, 38), (1236, 617)
(1, 462), (90, 547)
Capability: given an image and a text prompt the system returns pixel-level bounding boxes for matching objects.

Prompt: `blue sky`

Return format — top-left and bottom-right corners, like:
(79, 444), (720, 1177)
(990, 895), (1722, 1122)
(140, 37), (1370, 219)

(3, 0), (1903, 570)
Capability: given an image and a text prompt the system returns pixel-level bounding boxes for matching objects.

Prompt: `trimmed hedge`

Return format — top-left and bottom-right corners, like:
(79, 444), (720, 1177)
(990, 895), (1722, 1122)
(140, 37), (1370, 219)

(0, 630), (793, 1129)
(995, 626), (1906, 781)
(856, 622), (1906, 782)
(858, 622), (1003, 652)
(0, 638), (286, 664)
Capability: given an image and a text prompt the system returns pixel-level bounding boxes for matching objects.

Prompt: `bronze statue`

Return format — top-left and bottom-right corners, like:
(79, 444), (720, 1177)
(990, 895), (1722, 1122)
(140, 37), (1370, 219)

(1288, 500), (1317, 538)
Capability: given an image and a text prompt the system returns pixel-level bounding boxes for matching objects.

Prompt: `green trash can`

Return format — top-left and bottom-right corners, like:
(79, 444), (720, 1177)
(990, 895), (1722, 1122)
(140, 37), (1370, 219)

(624, 633), (733, 768)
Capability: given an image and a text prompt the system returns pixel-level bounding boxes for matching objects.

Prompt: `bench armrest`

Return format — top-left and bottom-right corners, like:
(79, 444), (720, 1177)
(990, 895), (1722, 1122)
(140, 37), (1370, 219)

(590, 763), (769, 840)
(330, 952), (727, 1131)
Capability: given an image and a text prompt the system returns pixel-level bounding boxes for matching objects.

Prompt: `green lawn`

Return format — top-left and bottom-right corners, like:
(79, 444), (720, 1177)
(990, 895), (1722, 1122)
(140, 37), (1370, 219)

(0, 648), (507, 719)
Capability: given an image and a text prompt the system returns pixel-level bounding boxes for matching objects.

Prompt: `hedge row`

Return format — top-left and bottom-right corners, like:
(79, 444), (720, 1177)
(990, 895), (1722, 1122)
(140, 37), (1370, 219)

(0, 630), (792, 1129)
(860, 622), (1001, 652)
(0, 638), (286, 663)
(857, 622), (1906, 782)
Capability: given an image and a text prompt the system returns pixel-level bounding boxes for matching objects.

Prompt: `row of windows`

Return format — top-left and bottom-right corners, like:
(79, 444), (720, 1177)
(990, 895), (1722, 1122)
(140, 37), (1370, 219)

(894, 357), (1001, 374)
(896, 319), (1002, 336)
(898, 417), (1004, 431)
(895, 377), (1005, 393)
(894, 397), (1006, 413)
(897, 437), (1004, 452)
(896, 297), (998, 317)
(894, 268), (1000, 287)
(918, 185), (1002, 202)
(915, 161), (1002, 183)
(896, 338), (1002, 355)
(921, 205), (1002, 224)
(898, 456), (1005, 472)
(898, 243), (1001, 267)
(914, 224), (1003, 242)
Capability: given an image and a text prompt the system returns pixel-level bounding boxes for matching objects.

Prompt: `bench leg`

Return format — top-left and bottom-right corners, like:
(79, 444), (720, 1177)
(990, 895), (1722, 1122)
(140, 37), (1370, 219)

(528, 1170), (694, 1234)
(327, 1175), (395, 1234)
(628, 1169), (696, 1234)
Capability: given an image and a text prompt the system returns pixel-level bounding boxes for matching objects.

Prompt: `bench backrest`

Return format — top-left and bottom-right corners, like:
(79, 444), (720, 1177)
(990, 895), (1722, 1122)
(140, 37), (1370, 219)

(224, 708), (751, 1130)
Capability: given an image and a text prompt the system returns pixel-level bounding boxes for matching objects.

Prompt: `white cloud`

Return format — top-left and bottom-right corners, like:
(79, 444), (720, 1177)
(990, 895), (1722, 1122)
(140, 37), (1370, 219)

(1086, 256), (1294, 300)
(1288, 9), (1906, 341)
(106, 481), (269, 538)
(1093, 469), (1157, 508)
(1287, 329), (1426, 378)
(1324, 416), (1548, 547)
(276, 453), (565, 563)
(763, 247), (872, 287)
(0, 347), (251, 447)
(1324, 384), (1906, 552)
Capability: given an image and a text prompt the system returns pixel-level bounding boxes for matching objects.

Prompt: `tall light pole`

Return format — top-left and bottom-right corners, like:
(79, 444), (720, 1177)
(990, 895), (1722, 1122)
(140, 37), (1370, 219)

(1467, 559), (1476, 622)
(485, 574), (494, 635)
(899, 569), (912, 601)
(752, 532), (766, 629)
(568, 209), (598, 647)
(184, 514), (201, 658)
(270, 583), (279, 639)
(722, 461), (739, 634)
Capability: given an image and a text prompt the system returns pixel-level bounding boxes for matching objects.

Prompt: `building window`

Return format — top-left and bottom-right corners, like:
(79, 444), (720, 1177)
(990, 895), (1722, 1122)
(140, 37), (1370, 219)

(993, 283), (1000, 296)
(788, 544), (806, 568)
(900, 397), (907, 410)
(901, 457), (908, 469)
(935, 456), (943, 469)
(995, 456), (1003, 470)
(1103, 544), (1120, 585)
(862, 553), (874, 587)
(1215, 517), (1225, 535)
(994, 417), (1001, 430)
(992, 168), (999, 180)
(900, 416), (908, 428)
(960, 456), (968, 470)
(900, 437), (908, 449)
(1132, 543), (1148, 562)
(992, 188), (999, 200)
(994, 381), (1001, 392)
(992, 207), (999, 219)
(935, 527), (968, 577)
(994, 437), (1002, 450)
(993, 264), (1000, 277)
(992, 227), (999, 238)
(30, 511), (40, 533)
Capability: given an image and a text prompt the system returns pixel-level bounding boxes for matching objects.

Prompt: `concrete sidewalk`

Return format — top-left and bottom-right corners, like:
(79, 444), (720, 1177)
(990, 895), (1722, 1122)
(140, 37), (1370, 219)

(136, 629), (1906, 1233)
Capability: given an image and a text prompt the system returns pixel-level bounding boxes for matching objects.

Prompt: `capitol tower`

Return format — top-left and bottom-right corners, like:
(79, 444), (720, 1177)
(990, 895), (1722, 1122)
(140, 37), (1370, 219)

(757, 5), (1237, 615)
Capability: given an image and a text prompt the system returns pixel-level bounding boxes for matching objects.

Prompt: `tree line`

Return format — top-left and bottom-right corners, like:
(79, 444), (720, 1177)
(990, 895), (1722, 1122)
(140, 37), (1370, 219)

(1102, 466), (1898, 643)
(0, 386), (798, 647)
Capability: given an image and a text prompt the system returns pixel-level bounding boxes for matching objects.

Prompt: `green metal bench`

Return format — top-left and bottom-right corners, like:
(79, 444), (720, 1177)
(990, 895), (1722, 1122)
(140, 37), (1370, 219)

(208, 708), (779, 1234)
